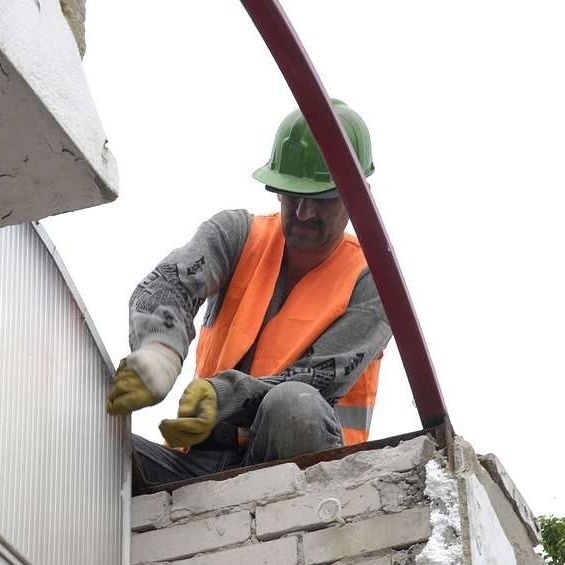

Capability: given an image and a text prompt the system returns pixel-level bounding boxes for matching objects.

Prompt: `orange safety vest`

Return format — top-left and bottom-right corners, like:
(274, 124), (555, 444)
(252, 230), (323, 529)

(195, 213), (381, 446)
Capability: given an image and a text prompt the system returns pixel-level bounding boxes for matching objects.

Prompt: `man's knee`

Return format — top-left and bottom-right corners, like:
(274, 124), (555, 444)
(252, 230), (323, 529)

(259, 381), (330, 422)
(249, 382), (343, 461)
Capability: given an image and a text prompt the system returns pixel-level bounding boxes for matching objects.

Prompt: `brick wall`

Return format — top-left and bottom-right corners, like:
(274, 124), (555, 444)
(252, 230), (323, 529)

(130, 437), (441, 564)
(130, 435), (541, 565)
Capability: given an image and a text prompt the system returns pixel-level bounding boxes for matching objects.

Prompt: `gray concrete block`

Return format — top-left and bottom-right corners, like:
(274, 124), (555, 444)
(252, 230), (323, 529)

(172, 463), (304, 519)
(302, 506), (431, 565)
(304, 436), (436, 490)
(132, 491), (171, 532)
(174, 537), (298, 565)
(131, 510), (251, 564)
(256, 482), (382, 540)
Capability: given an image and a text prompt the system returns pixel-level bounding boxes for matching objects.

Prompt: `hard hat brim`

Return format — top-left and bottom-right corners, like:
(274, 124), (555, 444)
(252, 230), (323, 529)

(253, 163), (374, 195)
(265, 185), (340, 200)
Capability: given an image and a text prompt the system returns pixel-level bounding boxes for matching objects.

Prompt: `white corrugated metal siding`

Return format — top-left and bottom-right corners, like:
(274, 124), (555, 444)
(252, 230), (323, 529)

(0, 223), (128, 565)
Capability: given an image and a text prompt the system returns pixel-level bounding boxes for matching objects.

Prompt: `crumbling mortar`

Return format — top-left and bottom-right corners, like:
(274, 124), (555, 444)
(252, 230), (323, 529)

(166, 537), (259, 564)
(256, 489), (306, 506)
(373, 466), (426, 513)
(393, 543), (425, 565)
(333, 548), (392, 564)
(296, 533), (306, 565)
(249, 506), (258, 541)
(171, 501), (255, 523)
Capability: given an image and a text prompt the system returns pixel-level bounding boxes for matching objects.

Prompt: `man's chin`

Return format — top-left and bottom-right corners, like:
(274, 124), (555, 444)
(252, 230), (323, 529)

(286, 235), (324, 251)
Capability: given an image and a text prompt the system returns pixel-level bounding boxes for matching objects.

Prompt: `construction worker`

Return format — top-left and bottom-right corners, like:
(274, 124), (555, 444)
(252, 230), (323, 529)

(107, 100), (392, 493)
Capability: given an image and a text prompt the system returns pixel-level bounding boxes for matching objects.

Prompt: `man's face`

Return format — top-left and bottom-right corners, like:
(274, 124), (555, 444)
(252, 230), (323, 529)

(278, 194), (349, 252)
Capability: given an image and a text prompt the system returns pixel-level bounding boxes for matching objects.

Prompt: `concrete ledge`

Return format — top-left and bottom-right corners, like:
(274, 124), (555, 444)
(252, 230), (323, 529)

(0, 0), (117, 227)
(479, 453), (541, 545)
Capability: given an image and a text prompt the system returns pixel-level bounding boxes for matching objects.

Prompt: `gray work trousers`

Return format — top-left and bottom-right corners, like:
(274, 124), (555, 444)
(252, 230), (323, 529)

(132, 382), (343, 495)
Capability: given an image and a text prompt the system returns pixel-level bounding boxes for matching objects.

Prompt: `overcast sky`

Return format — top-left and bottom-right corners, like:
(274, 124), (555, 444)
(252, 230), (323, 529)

(43, 0), (565, 517)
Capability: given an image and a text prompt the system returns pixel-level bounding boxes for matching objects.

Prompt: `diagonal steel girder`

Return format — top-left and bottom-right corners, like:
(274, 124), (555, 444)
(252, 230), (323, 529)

(241, 0), (449, 429)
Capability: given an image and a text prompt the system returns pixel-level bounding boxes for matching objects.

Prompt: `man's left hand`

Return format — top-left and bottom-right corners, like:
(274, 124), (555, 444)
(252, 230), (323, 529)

(159, 379), (218, 448)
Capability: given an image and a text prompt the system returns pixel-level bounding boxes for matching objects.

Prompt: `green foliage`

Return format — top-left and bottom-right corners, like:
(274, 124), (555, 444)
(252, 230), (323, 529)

(539, 515), (565, 565)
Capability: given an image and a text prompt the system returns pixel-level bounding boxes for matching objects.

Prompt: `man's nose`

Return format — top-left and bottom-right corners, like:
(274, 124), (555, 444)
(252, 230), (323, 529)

(295, 198), (316, 221)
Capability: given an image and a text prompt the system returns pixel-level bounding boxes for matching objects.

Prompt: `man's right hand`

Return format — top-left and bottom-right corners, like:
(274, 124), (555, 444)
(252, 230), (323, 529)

(159, 379), (218, 447)
(107, 343), (182, 414)
(107, 359), (159, 414)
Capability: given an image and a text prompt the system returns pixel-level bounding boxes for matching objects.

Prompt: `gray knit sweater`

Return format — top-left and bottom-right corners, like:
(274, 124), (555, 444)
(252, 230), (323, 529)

(129, 209), (392, 427)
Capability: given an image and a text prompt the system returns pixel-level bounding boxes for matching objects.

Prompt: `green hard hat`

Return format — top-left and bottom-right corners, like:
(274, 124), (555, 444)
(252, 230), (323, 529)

(253, 99), (374, 197)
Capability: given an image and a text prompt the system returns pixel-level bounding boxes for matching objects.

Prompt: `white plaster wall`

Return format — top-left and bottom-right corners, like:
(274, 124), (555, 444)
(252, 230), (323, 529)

(466, 471), (518, 564)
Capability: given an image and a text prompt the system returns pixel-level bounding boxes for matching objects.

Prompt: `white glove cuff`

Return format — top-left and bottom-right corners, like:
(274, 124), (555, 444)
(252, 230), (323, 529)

(126, 343), (182, 400)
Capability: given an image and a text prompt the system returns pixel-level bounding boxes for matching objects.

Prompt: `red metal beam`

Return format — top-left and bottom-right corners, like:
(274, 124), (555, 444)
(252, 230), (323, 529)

(241, 0), (448, 428)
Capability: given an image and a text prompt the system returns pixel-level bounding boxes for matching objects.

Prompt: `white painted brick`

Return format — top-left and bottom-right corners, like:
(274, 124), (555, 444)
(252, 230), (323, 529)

(172, 463), (304, 518)
(256, 482), (382, 540)
(175, 537), (298, 565)
(302, 506), (431, 565)
(132, 491), (171, 532)
(131, 510), (251, 564)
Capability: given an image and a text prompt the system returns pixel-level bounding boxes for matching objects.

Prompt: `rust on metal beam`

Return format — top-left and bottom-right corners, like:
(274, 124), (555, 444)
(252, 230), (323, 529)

(239, 0), (448, 429)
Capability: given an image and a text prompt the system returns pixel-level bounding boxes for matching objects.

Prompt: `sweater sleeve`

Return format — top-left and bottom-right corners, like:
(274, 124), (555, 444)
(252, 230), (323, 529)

(129, 209), (252, 359)
(208, 268), (392, 427)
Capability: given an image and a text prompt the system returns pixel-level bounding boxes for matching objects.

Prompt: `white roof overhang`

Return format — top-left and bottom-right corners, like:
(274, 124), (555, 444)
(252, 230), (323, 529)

(0, 0), (118, 228)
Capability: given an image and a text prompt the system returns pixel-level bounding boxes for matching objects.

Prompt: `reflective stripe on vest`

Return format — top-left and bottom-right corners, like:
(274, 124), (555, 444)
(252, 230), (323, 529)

(196, 214), (381, 446)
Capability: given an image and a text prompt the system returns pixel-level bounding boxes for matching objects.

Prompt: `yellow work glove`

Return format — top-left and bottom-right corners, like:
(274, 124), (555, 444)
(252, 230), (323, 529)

(107, 359), (158, 414)
(159, 379), (218, 448)
(107, 343), (182, 414)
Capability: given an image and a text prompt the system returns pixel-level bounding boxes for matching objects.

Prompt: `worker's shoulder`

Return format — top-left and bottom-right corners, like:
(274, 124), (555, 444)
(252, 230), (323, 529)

(205, 209), (254, 235)
(208, 208), (253, 223)
(352, 267), (380, 303)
